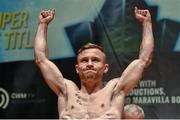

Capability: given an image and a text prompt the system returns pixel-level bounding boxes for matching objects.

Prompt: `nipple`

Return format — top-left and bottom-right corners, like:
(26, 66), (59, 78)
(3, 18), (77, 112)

(71, 105), (74, 109)
(101, 103), (105, 108)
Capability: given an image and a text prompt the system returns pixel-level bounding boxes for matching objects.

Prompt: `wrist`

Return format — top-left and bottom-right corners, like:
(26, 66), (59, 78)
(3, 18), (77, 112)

(38, 22), (48, 27)
(142, 20), (152, 26)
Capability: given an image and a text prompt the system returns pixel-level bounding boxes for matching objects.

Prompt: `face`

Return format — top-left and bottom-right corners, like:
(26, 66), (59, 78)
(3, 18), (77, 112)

(76, 48), (109, 83)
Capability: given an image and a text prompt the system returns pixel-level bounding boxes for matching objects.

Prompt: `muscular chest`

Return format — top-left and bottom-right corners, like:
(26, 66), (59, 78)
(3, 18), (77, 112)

(59, 80), (123, 119)
(60, 88), (114, 118)
(69, 89), (112, 111)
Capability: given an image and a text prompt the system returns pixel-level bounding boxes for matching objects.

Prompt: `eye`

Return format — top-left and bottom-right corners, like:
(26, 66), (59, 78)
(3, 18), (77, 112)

(92, 58), (100, 62)
(80, 58), (88, 63)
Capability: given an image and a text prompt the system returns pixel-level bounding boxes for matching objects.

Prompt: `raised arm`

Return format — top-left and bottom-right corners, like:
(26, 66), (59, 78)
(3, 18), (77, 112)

(34, 9), (66, 96)
(135, 7), (154, 67)
(114, 7), (154, 95)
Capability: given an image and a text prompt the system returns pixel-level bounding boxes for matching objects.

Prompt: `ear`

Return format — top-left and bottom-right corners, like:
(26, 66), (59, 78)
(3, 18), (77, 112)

(103, 64), (109, 73)
(75, 64), (79, 74)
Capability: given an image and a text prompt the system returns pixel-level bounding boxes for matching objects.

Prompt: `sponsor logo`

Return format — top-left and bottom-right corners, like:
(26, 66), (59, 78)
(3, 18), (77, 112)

(0, 87), (10, 109)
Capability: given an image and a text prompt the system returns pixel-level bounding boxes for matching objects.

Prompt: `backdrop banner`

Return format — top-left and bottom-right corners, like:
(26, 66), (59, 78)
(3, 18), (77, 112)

(0, 0), (180, 119)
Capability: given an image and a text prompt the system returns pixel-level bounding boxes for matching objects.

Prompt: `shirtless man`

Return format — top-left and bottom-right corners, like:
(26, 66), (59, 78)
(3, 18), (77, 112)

(34, 7), (154, 119)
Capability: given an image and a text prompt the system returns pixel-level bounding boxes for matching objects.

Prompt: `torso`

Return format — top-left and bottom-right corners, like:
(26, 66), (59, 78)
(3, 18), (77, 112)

(58, 79), (125, 119)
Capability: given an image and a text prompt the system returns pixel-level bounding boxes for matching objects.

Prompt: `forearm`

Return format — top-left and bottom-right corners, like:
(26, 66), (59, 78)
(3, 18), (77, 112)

(139, 21), (154, 67)
(34, 23), (49, 64)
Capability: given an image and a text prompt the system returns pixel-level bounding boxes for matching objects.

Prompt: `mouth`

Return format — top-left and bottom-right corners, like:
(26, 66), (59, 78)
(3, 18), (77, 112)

(84, 69), (96, 73)
(82, 69), (97, 76)
(83, 70), (96, 79)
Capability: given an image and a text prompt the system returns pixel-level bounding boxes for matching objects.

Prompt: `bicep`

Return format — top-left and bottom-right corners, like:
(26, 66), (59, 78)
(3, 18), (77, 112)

(115, 59), (146, 96)
(37, 58), (66, 96)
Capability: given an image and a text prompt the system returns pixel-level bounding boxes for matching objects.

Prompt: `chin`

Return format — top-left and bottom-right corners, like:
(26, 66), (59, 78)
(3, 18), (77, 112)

(85, 75), (96, 79)
(83, 71), (95, 78)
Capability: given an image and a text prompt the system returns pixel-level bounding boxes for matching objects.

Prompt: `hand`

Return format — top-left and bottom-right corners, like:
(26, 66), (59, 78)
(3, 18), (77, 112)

(39, 9), (55, 24)
(134, 7), (151, 23)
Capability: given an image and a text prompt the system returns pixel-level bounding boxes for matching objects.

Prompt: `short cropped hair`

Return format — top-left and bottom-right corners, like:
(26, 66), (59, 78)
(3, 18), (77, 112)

(76, 43), (107, 63)
(124, 104), (145, 119)
(77, 43), (104, 55)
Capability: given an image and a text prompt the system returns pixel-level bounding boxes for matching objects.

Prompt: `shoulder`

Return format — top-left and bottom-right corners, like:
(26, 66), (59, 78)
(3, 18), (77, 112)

(104, 78), (119, 88)
(106, 78), (119, 84)
(64, 78), (79, 90)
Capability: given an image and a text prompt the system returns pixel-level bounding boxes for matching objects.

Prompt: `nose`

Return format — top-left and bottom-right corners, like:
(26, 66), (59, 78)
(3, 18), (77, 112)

(87, 60), (93, 68)
(87, 60), (93, 65)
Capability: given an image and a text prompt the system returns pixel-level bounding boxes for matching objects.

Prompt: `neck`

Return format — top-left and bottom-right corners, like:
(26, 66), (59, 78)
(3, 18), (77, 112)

(81, 79), (103, 94)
